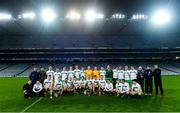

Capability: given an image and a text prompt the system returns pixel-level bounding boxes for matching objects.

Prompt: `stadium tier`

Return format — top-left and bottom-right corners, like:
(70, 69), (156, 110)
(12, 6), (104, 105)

(0, 35), (179, 49)
(0, 62), (179, 77)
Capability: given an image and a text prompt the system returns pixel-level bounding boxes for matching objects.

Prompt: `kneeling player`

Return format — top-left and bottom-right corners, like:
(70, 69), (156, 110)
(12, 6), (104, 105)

(33, 80), (44, 97)
(114, 80), (121, 96)
(53, 76), (63, 97)
(105, 80), (114, 95)
(67, 77), (74, 95)
(119, 79), (130, 97)
(93, 76), (99, 94)
(99, 75), (106, 96)
(85, 76), (93, 96)
(130, 79), (143, 97)
(44, 75), (53, 99)
(62, 78), (69, 96)
(79, 76), (86, 94)
(73, 77), (80, 95)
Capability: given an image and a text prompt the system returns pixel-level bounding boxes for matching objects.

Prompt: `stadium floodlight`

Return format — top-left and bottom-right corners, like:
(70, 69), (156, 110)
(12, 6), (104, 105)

(0, 13), (12, 20)
(85, 10), (96, 22)
(41, 8), (56, 23)
(151, 10), (171, 25)
(96, 13), (104, 19)
(66, 11), (80, 20)
(18, 12), (35, 19)
(132, 14), (147, 20)
(112, 13), (125, 19)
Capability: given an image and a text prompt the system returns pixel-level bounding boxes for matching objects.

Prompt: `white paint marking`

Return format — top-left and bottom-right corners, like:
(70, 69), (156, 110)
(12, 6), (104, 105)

(20, 97), (43, 113)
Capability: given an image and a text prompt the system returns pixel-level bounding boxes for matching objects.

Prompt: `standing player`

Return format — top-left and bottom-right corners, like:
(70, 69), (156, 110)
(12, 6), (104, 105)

(68, 66), (74, 80)
(118, 66), (124, 80)
(99, 75), (106, 96)
(112, 66), (119, 88)
(43, 75), (53, 99)
(130, 80), (143, 97)
(53, 76), (63, 97)
(124, 66), (131, 84)
(46, 66), (54, 81)
(54, 68), (61, 84)
(85, 66), (93, 79)
(130, 66), (138, 81)
(80, 67), (86, 78)
(74, 65), (81, 80)
(93, 66), (100, 80)
(105, 80), (114, 95)
(61, 67), (68, 81)
(106, 65), (113, 80)
(100, 67), (106, 80)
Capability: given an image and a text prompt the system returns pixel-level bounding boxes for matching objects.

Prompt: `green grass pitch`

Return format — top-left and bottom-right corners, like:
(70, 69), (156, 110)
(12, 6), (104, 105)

(0, 76), (180, 112)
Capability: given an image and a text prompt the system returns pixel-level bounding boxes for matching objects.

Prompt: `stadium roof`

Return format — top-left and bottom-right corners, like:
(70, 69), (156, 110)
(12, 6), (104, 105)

(0, 0), (179, 35)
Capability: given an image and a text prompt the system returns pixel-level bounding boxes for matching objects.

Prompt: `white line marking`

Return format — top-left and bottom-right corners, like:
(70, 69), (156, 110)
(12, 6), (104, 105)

(20, 97), (43, 113)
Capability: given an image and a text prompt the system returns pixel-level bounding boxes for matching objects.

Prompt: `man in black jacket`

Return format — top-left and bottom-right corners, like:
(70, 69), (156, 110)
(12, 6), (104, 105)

(39, 67), (47, 83)
(144, 66), (153, 95)
(22, 80), (32, 99)
(137, 66), (144, 93)
(153, 65), (163, 97)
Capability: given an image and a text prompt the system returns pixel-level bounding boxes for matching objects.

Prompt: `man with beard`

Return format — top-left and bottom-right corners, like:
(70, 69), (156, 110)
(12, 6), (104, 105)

(137, 66), (144, 93)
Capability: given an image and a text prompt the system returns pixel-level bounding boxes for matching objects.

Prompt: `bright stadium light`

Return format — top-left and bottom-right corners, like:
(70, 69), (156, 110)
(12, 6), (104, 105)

(132, 14), (148, 20)
(112, 13), (125, 19)
(41, 8), (56, 23)
(85, 10), (96, 22)
(96, 13), (104, 19)
(18, 12), (35, 19)
(0, 13), (12, 20)
(152, 10), (171, 25)
(66, 11), (80, 20)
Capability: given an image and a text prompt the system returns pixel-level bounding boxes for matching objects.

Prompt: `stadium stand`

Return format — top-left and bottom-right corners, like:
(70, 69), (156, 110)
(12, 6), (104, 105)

(0, 62), (179, 77)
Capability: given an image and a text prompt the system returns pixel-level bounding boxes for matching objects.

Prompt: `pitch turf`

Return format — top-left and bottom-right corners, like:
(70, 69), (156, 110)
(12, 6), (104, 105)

(0, 76), (180, 112)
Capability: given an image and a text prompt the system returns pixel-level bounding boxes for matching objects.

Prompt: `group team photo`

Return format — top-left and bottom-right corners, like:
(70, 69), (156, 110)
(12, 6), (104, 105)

(23, 64), (164, 99)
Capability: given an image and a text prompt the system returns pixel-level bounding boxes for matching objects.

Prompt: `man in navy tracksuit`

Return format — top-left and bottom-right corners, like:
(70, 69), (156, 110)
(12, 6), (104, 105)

(144, 66), (153, 95)
(137, 66), (145, 93)
(153, 65), (163, 97)
(29, 67), (39, 87)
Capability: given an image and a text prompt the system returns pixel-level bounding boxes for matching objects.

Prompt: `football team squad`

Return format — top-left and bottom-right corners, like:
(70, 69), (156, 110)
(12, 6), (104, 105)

(23, 65), (164, 99)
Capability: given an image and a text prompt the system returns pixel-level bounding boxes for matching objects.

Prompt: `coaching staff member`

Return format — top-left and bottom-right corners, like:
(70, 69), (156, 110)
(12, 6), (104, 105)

(39, 67), (47, 83)
(29, 67), (39, 87)
(137, 66), (145, 93)
(144, 66), (153, 95)
(153, 65), (163, 97)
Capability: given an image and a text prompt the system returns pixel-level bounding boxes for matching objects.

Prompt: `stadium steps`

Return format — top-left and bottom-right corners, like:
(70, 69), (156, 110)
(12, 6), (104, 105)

(169, 63), (180, 70)
(16, 64), (33, 76)
(159, 66), (179, 75)
(0, 65), (11, 72)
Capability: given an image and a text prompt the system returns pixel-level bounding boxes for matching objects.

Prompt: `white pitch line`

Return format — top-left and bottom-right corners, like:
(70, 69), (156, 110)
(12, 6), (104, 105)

(20, 97), (43, 113)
